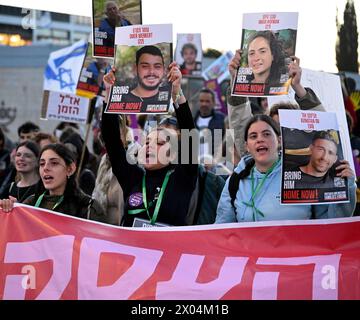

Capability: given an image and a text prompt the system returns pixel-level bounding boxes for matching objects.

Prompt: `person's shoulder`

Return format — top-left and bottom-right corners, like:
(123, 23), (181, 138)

(234, 154), (253, 173)
(214, 110), (225, 119)
(99, 18), (109, 27)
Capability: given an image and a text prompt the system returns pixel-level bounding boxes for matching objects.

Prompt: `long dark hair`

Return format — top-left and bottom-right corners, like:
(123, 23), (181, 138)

(37, 143), (81, 198)
(246, 30), (287, 83)
(239, 115), (280, 179)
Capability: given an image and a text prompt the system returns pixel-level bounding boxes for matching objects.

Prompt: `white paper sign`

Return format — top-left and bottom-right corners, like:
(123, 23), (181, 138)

(115, 24), (173, 46)
(45, 91), (90, 124)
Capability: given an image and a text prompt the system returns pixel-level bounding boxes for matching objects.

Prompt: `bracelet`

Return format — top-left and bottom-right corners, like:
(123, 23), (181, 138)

(174, 88), (184, 102)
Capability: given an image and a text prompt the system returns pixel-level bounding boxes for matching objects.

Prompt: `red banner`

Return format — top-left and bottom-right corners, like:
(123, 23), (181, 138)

(1, 204), (360, 300)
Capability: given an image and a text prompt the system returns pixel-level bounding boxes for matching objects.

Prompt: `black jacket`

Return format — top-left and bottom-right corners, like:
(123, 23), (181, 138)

(23, 191), (105, 222)
(101, 101), (198, 227)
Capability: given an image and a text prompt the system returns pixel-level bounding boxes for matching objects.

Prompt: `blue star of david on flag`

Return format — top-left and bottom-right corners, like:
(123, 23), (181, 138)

(44, 39), (87, 93)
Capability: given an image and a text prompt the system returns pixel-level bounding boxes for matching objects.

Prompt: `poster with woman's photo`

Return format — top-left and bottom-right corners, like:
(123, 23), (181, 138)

(92, 0), (142, 58)
(175, 33), (202, 77)
(279, 109), (349, 205)
(76, 42), (112, 98)
(105, 24), (173, 114)
(232, 12), (298, 97)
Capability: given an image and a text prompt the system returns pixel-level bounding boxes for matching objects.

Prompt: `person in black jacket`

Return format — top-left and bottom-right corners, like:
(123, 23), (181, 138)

(102, 62), (198, 227)
(0, 143), (105, 222)
(194, 88), (225, 159)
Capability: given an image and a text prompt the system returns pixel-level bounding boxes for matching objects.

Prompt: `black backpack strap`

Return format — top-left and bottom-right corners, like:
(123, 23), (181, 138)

(228, 171), (241, 214)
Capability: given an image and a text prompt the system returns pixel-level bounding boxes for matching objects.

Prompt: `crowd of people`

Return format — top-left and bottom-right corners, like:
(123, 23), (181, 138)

(0, 44), (358, 225)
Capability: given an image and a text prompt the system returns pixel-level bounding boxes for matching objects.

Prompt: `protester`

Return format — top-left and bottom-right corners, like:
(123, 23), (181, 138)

(33, 132), (58, 149)
(53, 121), (79, 140)
(194, 88), (225, 161)
(0, 128), (11, 190)
(0, 143), (105, 222)
(101, 62), (198, 227)
(17, 121), (40, 143)
(0, 141), (40, 202)
(215, 114), (356, 223)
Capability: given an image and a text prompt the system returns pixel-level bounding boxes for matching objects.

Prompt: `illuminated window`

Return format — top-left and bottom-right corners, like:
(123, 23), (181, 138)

(0, 33), (31, 46)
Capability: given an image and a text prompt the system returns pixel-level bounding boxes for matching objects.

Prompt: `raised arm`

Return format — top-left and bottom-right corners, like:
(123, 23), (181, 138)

(168, 62), (198, 176)
(101, 67), (143, 196)
(289, 57), (325, 112)
(227, 50), (252, 158)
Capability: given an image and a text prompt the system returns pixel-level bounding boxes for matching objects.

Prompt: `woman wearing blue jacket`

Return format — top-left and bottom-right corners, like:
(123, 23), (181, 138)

(215, 114), (356, 223)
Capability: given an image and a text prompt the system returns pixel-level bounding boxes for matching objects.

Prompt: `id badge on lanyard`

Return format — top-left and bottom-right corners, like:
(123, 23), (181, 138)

(132, 217), (171, 228)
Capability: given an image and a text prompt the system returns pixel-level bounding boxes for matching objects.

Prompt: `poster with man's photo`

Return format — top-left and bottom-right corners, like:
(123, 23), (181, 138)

(92, 0), (142, 58)
(105, 24), (173, 114)
(232, 12), (298, 97)
(175, 33), (202, 77)
(279, 109), (349, 205)
(76, 42), (112, 98)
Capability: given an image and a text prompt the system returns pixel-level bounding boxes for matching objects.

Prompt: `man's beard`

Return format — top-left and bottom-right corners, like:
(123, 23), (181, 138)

(137, 75), (162, 91)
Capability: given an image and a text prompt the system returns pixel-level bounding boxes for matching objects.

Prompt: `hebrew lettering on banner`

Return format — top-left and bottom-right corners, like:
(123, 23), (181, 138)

(0, 205), (359, 300)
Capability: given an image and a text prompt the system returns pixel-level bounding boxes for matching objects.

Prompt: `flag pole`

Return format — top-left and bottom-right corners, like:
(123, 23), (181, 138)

(76, 97), (96, 184)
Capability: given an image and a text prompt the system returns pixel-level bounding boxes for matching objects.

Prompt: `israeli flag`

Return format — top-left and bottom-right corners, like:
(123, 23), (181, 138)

(44, 39), (87, 93)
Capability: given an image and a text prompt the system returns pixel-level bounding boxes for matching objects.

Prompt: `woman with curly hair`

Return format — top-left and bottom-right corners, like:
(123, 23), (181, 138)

(245, 30), (288, 84)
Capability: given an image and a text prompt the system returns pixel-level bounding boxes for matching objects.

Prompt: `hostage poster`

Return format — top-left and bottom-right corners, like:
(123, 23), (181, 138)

(76, 42), (112, 99)
(202, 51), (233, 84)
(279, 109), (349, 204)
(175, 33), (202, 77)
(92, 0), (142, 58)
(231, 12), (298, 97)
(105, 24), (173, 114)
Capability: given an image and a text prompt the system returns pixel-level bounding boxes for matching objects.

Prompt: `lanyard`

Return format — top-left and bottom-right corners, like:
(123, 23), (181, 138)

(242, 159), (279, 221)
(34, 192), (64, 211)
(128, 170), (174, 225)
